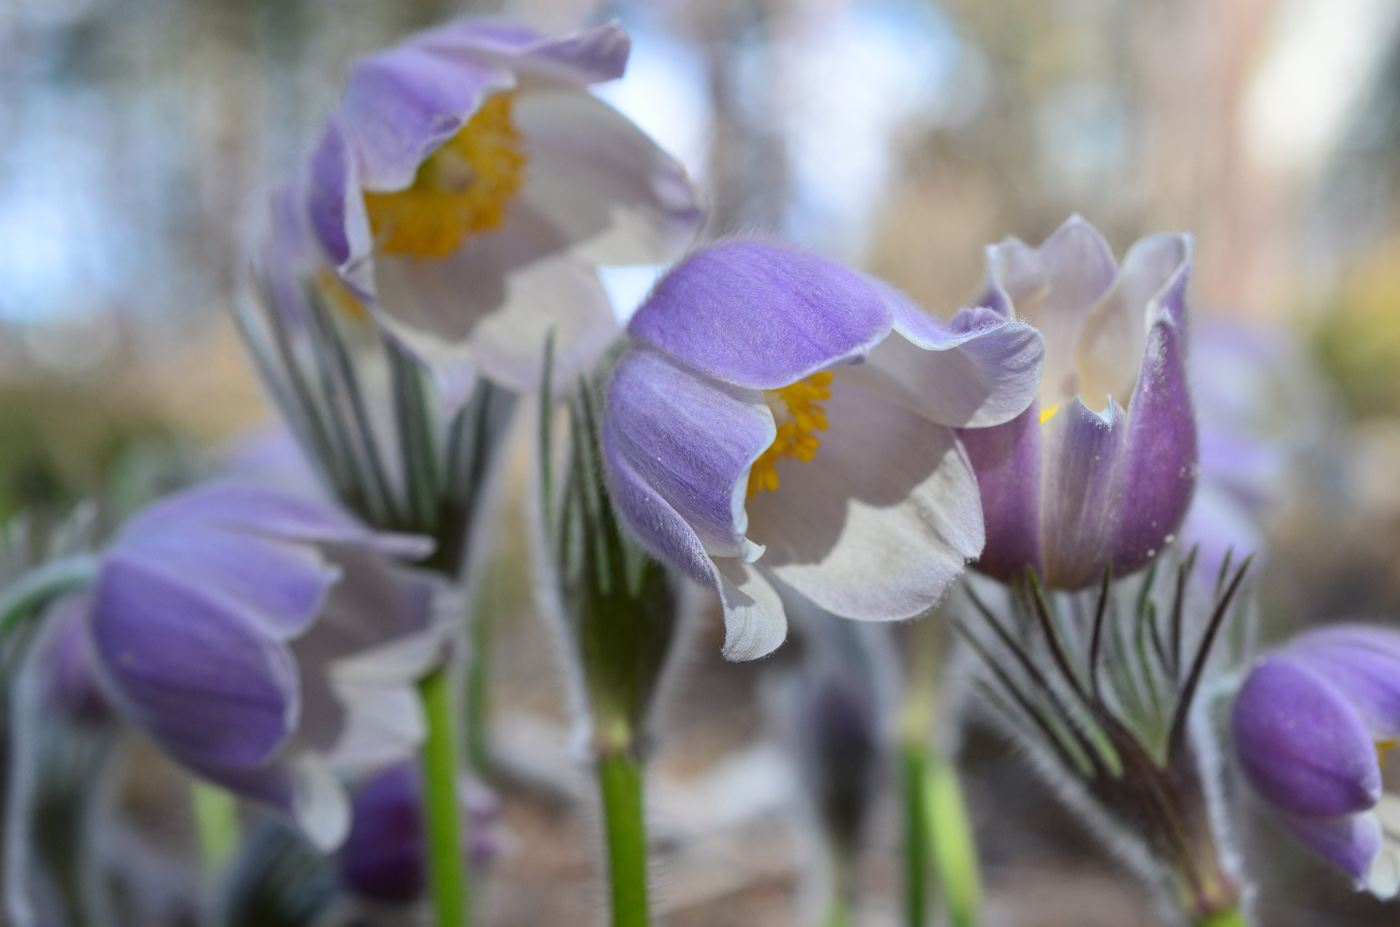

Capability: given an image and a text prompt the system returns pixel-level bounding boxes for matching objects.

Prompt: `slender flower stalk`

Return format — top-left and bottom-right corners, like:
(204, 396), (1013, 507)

(597, 749), (648, 927)
(192, 782), (241, 877)
(956, 552), (1252, 925)
(418, 665), (469, 927)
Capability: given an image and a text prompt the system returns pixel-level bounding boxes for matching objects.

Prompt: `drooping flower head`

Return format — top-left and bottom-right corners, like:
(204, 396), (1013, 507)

(305, 18), (704, 377)
(958, 216), (1197, 589)
(1232, 624), (1400, 897)
(86, 483), (443, 849)
(602, 239), (1044, 660)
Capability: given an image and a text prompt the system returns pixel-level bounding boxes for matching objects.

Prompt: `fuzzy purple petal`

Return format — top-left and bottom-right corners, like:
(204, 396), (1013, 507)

(1287, 625), (1400, 738)
(960, 403), (1044, 582)
(627, 241), (893, 390)
(1038, 398), (1126, 588)
(90, 554), (298, 771)
(339, 43), (512, 193)
(604, 347), (771, 558)
(1275, 809), (1383, 882)
(1108, 315), (1197, 575)
(1232, 654), (1381, 818)
(416, 20), (630, 87)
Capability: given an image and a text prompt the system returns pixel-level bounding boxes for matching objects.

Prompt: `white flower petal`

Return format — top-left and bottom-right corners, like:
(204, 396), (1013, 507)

(289, 753), (351, 852)
(746, 372), (984, 620)
(514, 88), (703, 266)
(715, 557), (787, 662)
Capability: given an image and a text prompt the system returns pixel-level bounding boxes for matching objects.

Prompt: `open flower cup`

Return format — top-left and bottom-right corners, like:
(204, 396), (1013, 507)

(601, 239), (1045, 660)
(959, 216), (1198, 590)
(306, 18), (704, 387)
(86, 484), (447, 849)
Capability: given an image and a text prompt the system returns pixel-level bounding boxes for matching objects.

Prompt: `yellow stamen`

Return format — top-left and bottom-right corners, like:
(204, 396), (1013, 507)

(746, 372), (834, 498)
(1378, 738), (1398, 768)
(1040, 404), (1060, 424)
(363, 93), (527, 259)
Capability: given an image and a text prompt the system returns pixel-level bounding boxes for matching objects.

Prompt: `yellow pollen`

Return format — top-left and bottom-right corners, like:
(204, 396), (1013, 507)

(1040, 404), (1060, 424)
(746, 372), (833, 498)
(1378, 738), (1398, 768)
(363, 93), (527, 259)
(312, 267), (371, 324)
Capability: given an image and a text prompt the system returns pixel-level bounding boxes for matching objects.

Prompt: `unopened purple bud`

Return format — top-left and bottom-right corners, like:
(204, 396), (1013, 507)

(1232, 624), (1400, 895)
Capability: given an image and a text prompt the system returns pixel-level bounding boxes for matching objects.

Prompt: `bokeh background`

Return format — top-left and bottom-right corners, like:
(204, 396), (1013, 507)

(3, 0), (1400, 924)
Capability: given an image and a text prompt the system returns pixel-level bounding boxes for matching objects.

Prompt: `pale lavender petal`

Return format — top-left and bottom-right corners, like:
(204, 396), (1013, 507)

(1232, 654), (1381, 817)
(977, 237), (1043, 317)
(90, 554), (298, 771)
(627, 240), (893, 390)
(874, 284), (1045, 428)
(1076, 232), (1191, 409)
(1274, 810), (1382, 883)
(1110, 316), (1197, 576)
(1038, 398), (1126, 589)
(513, 89), (703, 265)
(338, 43), (512, 192)
(308, 115), (376, 298)
(748, 372), (983, 620)
(119, 523), (337, 637)
(125, 485), (433, 561)
(1287, 625), (1400, 738)
(416, 20), (630, 87)
(605, 347), (771, 558)
(959, 403), (1043, 582)
(601, 417), (717, 587)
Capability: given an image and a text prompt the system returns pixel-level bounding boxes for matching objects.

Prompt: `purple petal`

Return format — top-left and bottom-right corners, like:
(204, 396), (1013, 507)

(959, 403), (1044, 582)
(1274, 810), (1382, 883)
(42, 594), (109, 723)
(1038, 398), (1126, 589)
(1110, 316), (1197, 576)
(1287, 625), (1400, 738)
(119, 523), (337, 637)
(601, 415), (718, 588)
(416, 20), (630, 87)
(126, 485), (432, 561)
(875, 288), (1045, 428)
(90, 554), (298, 771)
(338, 43), (512, 193)
(340, 764), (424, 904)
(1232, 654), (1381, 817)
(604, 346), (771, 558)
(513, 89), (703, 265)
(307, 115), (376, 298)
(627, 240), (893, 390)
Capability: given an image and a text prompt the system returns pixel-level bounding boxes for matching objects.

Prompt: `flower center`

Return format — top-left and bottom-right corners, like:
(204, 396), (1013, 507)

(1039, 403), (1060, 424)
(746, 372), (833, 498)
(363, 93), (527, 259)
(1379, 737), (1397, 769)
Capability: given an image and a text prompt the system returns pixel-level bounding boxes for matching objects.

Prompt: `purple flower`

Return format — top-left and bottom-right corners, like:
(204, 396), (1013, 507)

(1232, 624), (1400, 897)
(602, 239), (1044, 660)
(956, 216), (1197, 589)
(86, 483), (445, 849)
(305, 18), (703, 382)
(339, 762), (501, 904)
(42, 594), (110, 725)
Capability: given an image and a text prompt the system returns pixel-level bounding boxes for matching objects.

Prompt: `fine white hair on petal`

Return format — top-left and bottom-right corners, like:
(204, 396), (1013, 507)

(715, 558), (787, 661)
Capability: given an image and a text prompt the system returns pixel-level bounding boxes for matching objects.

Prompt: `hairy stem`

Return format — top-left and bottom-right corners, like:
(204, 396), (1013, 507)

(597, 746), (649, 927)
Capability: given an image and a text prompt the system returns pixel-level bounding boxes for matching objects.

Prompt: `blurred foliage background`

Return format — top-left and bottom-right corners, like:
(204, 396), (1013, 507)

(6, 0), (1400, 923)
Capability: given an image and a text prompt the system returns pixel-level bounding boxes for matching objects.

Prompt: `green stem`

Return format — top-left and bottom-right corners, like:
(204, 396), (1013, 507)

(0, 555), (99, 637)
(597, 747), (649, 927)
(923, 750), (981, 927)
(902, 744), (930, 927)
(1193, 908), (1247, 927)
(823, 850), (857, 927)
(418, 666), (470, 927)
(191, 781), (240, 877)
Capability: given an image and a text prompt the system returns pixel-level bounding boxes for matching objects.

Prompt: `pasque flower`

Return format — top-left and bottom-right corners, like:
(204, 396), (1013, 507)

(602, 239), (1044, 660)
(85, 483), (445, 849)
(306, 17), (703, 380)
(1232, 624), (1400, 897)
(958, 216), (1197, 589)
